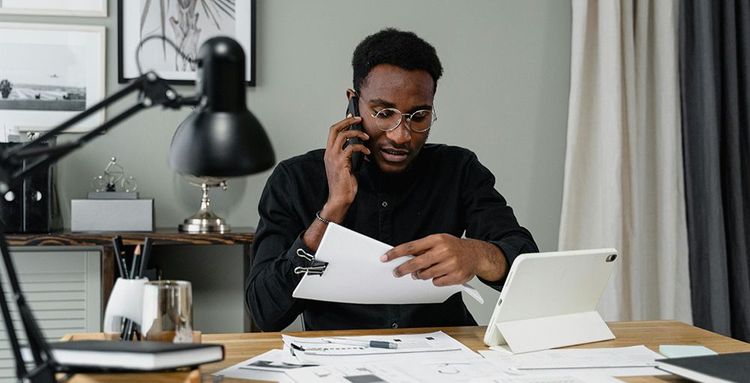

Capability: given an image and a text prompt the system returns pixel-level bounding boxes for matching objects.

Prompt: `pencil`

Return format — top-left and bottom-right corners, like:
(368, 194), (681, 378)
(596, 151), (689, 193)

(129, 245), (141, 279)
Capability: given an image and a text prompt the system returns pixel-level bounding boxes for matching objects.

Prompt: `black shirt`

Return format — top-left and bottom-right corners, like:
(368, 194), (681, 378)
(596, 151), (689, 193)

(246, 144), (538, 331)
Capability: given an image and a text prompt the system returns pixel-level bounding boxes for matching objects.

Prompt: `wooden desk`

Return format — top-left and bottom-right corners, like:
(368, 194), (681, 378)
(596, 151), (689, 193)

(64, 320), (750, 383)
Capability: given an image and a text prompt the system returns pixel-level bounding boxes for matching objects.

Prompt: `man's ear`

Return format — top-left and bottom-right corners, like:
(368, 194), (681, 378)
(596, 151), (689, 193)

(346, 88), (357, 100)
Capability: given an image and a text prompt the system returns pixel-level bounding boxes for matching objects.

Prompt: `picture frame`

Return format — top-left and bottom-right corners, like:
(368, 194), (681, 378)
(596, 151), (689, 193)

(0, 23), (106, 132)
(0, 0), (107, 17)
(118, 0), (256, 86)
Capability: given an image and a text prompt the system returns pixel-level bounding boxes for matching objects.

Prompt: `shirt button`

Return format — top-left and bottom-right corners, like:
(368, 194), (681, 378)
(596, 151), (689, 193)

(391, 322), (398, 329)
(381, 201), (388, 208)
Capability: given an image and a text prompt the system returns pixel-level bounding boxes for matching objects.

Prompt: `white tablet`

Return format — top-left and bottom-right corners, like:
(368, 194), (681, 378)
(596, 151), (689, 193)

(483, 248), (619, 351)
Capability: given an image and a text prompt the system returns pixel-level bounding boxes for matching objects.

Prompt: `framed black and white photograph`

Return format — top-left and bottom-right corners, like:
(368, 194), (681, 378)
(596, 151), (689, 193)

(0, 23), (106, 132)
(0, 0), (107, 17)
(118, 0), (256, 86)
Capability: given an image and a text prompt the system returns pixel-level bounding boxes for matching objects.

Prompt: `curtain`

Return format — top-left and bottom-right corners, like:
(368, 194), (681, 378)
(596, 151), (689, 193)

(559, 0), (692, 323)
(679, 0), (750, 341)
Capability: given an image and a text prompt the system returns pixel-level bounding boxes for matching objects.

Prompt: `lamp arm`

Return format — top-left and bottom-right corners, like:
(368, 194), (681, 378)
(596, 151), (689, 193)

(9, 103), (146, 184)
(6, 75), (147, 157)
(0, 72), (196, 192)
(0, 71), (194, 382)
(0, 229), (53, 381)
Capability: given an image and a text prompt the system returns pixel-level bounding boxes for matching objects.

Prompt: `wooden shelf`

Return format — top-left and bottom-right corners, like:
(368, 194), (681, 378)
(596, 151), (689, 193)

(6, 227), (254, 247)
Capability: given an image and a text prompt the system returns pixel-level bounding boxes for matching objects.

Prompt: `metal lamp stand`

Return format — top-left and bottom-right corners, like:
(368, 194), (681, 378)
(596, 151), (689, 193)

(178, 181), (231, 233)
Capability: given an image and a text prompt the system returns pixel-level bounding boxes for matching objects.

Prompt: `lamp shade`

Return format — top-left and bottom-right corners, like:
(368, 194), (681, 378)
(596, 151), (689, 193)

(169, 37), (275, 178)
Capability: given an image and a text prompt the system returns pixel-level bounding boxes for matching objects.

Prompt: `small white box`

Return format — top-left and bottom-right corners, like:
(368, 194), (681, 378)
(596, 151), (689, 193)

(71, 199), (153, 231)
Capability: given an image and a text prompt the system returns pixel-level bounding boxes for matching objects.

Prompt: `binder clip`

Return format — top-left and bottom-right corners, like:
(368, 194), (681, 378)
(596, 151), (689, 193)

(293, 248), (328, 276)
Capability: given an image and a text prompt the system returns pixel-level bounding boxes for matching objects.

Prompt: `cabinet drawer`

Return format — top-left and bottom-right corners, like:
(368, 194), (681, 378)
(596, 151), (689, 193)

(0, 250), (100, 382)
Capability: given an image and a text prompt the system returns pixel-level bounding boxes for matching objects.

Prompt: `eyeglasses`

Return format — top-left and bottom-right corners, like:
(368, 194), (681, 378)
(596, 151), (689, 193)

(368, 107), (437, 133)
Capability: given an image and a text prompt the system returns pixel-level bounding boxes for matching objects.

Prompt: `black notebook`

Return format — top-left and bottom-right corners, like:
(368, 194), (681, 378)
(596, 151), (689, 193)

(656, 352), (750, 383)
(24, 340), (224, 371)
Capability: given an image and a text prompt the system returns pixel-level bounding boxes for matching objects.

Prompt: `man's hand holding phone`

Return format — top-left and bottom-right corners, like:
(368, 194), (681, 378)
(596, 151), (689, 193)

(320, 115), (370, 223)
(302, 103), (370, 251)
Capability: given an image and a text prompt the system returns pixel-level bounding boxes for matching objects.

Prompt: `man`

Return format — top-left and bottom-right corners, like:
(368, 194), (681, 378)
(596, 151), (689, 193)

(246, 28), (537, 331)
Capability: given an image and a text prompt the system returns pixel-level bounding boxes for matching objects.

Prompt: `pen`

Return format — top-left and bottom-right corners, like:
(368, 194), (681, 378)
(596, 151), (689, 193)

(123, 245), (139, 341)
(138, 237), (153, 278)
(112, 236), (132, 340)
(112, 236), (125, 279)
(322, 338), (398, 349)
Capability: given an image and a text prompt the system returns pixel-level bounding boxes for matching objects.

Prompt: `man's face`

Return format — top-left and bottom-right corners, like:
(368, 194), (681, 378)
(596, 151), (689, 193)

(353, 64), (434, 174)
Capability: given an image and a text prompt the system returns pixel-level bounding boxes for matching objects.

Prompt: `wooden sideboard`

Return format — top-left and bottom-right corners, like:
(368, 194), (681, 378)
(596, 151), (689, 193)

(6, 228), (257, 331)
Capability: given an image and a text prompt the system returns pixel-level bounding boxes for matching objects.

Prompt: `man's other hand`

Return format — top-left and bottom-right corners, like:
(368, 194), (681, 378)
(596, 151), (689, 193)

(381, 234), (508, 286)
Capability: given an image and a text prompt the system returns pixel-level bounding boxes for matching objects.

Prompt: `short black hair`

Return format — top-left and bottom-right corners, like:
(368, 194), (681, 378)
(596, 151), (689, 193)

(352, 28), (443, 93)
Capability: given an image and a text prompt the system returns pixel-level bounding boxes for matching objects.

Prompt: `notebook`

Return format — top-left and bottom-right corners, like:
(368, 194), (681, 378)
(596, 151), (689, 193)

(23, 340), (224, 371)
(656, 352), (750, 383)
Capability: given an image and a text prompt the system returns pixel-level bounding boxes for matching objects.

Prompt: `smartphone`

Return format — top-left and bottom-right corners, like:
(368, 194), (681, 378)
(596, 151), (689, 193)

(344, 96), (364, 172)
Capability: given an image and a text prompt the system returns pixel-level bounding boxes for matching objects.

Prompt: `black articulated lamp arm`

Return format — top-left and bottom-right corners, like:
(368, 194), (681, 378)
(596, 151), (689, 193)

(0, 72), (198, 193)
(0, 71), (197, 383)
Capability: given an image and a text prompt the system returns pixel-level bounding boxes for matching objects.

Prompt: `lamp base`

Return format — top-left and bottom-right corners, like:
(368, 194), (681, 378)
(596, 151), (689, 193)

(178, 181), (231, 233)
(178, 215), (230, 233)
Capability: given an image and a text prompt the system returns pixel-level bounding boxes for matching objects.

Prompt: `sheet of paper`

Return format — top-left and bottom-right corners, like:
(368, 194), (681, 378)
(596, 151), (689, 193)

(212, 349), (309, 382)
(386, 360), (620, 383)
(284, 331), (482, 365)
(285, 360), (622, 383)
(470, 375), (621, 383)
(479, 345), (669, 377)
(285, 363), (419, 383)
(293, 223), (483, 304)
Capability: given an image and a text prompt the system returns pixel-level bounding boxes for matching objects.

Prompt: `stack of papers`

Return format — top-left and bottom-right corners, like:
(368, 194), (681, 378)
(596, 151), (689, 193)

(214, 331), (480, 382)
(284, 361), (623, 383)
(213, 332), (668, 382)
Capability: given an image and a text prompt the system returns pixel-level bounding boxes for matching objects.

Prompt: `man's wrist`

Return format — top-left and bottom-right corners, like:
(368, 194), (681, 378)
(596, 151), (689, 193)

(473, 240), (507, 282)
(319, 201), (349, 224)
(315, 210), (332, 225)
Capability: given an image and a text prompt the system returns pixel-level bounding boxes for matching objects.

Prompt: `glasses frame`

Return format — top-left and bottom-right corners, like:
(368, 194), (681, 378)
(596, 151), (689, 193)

(368, 107), (438, 133)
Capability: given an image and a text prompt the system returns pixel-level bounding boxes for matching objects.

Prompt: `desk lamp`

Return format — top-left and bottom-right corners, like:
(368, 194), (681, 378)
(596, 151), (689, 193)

(0, 36), (274, 382)
(170, 39), (274, 233)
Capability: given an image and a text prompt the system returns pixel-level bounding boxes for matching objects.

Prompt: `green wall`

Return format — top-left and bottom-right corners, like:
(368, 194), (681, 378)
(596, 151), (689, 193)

(0, 0), (571, 332)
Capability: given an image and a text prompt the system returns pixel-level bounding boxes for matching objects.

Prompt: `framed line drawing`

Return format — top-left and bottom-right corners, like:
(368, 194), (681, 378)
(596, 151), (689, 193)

(118, 0), (256, 86)
(0, 0), (107, 17)
(0, 23), (106, 132)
